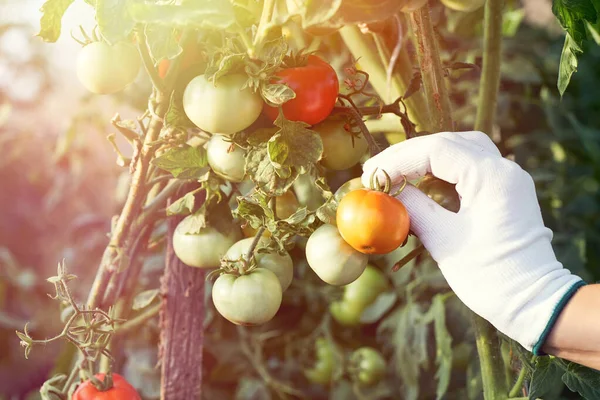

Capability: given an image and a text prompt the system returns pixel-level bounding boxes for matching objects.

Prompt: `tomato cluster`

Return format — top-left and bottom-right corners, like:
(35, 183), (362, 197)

(164, 50), (411, 328)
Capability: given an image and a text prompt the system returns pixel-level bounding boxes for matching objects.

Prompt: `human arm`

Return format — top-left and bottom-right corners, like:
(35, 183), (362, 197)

(542, 284), (600, 369)
(361, 131), (599, 369)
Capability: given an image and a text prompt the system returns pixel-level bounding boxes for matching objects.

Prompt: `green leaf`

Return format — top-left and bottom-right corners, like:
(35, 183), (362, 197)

(145, 25), (182, 62)
(426, 294), (453, 400)
(261, 83), (296, 106)
(378, 302), (428, 400)
(315, 199), (336, 224)
(235, 195), (271, 229)
(177, 212), (207, 234)
(529, 357), (563, 400)
(245, 144), (298, 196)
(552, 0), (597, 46)
(165, 91), (195, 129)
(359, 291), (397, 324)
(560, 361), (600, 399)
(167, 190), (198, 216)
(128, 0), (236, 30)
(151, 145), (208, 179)
(132, 289), (160, 310)
(268, 112), (323, 174)
(558, 33), (583, 96)
(96, 0), (135, 44)
(37, 0), (75, 42)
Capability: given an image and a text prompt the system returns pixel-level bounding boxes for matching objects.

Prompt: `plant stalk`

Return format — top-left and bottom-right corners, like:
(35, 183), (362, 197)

(473, 0), (508, 398)
(409, 5), (453, 132)
(474, 314), (510, 400)
(508, 366), (527, 398)
(474, 0), (504, 134)
(86, 94), (167, 310)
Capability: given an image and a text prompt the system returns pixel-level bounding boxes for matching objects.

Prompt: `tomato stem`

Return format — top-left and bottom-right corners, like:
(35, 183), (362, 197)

(508, 365), (527, 397)
(392, 243), (424, 272)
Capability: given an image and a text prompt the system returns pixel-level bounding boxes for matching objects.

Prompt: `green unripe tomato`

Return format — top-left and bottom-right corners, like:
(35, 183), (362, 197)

(304, 337), (335, 384)
(206, 134), (246, 182)
(330, 266), (389, 326)
(183, 73), (262, 135)
(224, 237), (293, 291)
(314, 119), (368, 171)
(173, 216), (241, 268)
(350, 347), (386, 386)
(212, 268), (282, 325)
(76, 41), (140, 94)
(334, 177), (364, 203)
(305, 224), (368, 286)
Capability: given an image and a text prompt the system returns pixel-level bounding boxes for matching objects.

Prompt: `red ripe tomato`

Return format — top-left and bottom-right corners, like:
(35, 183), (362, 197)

(263, 55), (339, 126)
(72, 373), (141, 400)
(336, 189), (409, 254)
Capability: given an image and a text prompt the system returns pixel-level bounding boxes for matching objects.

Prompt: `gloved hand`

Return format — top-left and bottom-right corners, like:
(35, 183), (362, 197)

(362, 131), (585, 354)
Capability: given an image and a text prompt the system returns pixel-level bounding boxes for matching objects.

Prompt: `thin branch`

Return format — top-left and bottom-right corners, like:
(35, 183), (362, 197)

(137, 34), (166, 93)
(392, 244), (425, 272)
(508, 366), (527, 398)
(115, 303), (160, 337)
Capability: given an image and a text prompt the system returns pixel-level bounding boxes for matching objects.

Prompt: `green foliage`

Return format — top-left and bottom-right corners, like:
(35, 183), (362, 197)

(96, 0), (136, 44)
(37, 0), (75, 42)
(152, 145), (208, 179)
(552, 0), (600, 94)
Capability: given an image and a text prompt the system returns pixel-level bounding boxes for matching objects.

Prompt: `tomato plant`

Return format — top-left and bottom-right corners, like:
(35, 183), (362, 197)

(14, 0), (600, 398)
(173, 216), (241, 268)
(72, 373), (141, 400)
(212, 268), (282, 325)
(206, 134), (246, 183)
(183, 73), (263, 135)
(224, 237), (293, 291)
(76, 42), (140, 94)
(305, 224), (368, 285)
(314, 118), (368, 170)
(263, 55), (339, 126)
(349, 347), (386, 386)
(336, 189), (410, 254)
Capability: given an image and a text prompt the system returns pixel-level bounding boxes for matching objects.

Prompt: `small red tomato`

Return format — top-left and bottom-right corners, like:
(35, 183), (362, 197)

(263, 55), (339, 126)
(336, 189), (410, 254)
(72, 373), (141, 400)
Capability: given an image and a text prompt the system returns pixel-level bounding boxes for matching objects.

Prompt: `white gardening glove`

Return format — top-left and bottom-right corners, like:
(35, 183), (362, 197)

(362, 131), (585, 353)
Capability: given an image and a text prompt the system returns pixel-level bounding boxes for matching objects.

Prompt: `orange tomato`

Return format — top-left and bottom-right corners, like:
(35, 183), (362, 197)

(336, 189), (409, 254)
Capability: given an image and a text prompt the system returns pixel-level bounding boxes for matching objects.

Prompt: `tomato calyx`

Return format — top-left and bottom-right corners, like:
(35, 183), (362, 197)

(280, 49), (314, 69)
(368, 168), (407, 197)
(85, 371), (114, 392)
